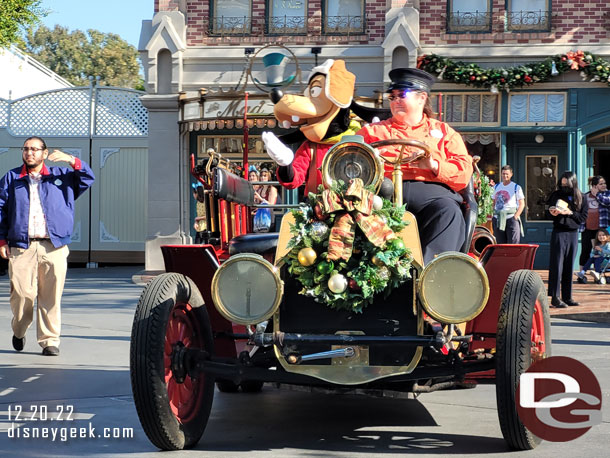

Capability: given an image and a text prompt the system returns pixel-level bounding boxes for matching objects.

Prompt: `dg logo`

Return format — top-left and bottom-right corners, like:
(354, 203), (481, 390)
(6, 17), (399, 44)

(516, 356), (602, 442)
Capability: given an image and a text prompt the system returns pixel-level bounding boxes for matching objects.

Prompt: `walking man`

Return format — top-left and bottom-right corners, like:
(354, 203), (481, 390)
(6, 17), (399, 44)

(492, 165), (525, 244)
(0, 137), (95, 355)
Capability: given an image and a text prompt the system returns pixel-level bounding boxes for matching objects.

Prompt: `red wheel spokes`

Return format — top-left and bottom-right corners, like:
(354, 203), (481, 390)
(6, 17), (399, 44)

(164, 302), (205, 423)
(531, 299), (546, 362)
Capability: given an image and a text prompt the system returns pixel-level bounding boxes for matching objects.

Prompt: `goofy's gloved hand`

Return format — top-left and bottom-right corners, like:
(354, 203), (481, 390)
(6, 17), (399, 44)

(262, 132), (294, 166)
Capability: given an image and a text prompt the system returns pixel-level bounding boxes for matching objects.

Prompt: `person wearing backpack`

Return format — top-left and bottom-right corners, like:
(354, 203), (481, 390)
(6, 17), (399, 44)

(492, 165), (525, 244)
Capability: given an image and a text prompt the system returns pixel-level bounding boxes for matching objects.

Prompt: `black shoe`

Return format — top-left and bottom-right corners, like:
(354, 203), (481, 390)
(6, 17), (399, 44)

(551, 297), (568, 308)
(563, 298), (580, 307)
(12, 335), (25, 352)
(42, 346), (59, 356)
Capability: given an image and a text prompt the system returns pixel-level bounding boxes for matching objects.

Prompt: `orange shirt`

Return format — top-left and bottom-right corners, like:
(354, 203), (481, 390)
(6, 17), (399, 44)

(356, 115), (473, 192)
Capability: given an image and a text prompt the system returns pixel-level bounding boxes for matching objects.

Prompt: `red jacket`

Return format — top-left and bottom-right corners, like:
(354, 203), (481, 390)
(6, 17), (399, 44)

(357, 115), (473, 192)
(277, 141), (335, 194)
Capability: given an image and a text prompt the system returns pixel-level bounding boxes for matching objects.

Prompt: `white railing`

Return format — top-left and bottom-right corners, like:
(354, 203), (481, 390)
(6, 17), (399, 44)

(8, 46), (74, 88)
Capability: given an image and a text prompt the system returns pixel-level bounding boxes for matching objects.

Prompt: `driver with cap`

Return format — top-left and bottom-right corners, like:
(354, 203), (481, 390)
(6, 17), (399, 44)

(357, 68), (472, 264)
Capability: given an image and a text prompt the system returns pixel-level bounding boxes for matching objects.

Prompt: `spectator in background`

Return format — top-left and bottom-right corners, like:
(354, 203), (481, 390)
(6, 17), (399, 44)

(248, 166), (260, 194)
(254, 168), (278, 206)
(578, 176), (608, 281)
(576, 228), (610, 284)
(192, 183), (206, 244)
(492, 165), (525, 244)
(547, 171), (588, 308)
(0, 137), (95, 355)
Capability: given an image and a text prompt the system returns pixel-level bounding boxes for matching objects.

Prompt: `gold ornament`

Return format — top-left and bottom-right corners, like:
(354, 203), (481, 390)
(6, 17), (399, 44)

(298, 248), (317, 266)
(371, 254), (385, 266)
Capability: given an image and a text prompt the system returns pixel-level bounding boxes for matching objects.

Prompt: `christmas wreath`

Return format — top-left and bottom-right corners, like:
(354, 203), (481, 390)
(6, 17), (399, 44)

(284, 179), (413, 313)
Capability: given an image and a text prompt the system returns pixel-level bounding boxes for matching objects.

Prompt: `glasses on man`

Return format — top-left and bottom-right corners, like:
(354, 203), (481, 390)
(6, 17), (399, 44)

(22, 147), (44, 152)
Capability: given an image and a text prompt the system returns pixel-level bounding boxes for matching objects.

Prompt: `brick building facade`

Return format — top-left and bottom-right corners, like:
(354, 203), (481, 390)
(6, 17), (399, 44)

(140, 1), (610, 269)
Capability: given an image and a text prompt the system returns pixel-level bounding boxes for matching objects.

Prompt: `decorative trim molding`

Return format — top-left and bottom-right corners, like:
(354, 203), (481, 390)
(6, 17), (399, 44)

(100, 221), (120, 242)
(100, 148), (120, 168)
(0, 147), (8, 155)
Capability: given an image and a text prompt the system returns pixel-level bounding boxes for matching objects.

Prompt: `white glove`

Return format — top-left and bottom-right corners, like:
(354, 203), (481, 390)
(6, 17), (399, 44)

(262, 131), (294, 166)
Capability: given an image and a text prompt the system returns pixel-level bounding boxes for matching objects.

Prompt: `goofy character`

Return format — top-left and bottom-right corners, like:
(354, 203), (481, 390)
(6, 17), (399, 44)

(262, 59), (358, 194)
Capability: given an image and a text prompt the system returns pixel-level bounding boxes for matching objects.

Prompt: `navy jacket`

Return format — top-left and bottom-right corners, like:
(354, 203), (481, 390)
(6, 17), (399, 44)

(0, 158), (95, 249)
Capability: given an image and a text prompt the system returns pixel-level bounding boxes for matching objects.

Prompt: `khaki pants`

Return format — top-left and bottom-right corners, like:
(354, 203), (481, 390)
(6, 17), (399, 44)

(9, 241), (69, 348)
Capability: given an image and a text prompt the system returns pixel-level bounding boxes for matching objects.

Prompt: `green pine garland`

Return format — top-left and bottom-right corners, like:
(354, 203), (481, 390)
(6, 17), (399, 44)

(418, 50), (610, 91)
(475, 173), (494, 225)
(284, 182), (413, 313)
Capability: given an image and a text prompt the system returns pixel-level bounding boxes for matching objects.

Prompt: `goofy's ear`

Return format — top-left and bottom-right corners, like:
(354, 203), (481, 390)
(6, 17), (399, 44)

(349, 100), (391, 123)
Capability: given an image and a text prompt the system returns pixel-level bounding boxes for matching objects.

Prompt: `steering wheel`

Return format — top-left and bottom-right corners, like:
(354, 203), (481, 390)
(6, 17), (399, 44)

(370, 139), (431, 165)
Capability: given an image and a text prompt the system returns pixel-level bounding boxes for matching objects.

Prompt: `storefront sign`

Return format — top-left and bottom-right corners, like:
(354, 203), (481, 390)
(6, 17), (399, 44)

(203, 99), (275, 119)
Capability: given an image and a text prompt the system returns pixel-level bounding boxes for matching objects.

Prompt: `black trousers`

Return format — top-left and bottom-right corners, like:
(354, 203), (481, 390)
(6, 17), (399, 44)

(579, 228), (597, 267)
(548, 230), (578, 300)
(492, 216), (521, 244)
(403, 181), (465, 265)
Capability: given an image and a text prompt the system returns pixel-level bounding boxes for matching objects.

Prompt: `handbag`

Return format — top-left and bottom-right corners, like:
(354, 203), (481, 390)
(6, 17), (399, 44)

(253, 207), (272, 233)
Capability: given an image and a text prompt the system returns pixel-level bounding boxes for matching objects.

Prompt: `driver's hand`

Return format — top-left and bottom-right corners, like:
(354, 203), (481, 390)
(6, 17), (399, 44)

(415, 155), (439, 175)
(262, 132), (294, 166)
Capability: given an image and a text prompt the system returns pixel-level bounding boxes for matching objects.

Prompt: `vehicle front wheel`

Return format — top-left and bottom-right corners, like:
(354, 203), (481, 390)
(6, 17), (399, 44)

(130, 273), (215, 450)
(496, 269), (551, 451)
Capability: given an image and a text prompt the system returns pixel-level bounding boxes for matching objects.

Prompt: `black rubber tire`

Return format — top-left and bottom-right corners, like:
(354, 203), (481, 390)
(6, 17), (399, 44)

(130, 273), (215, 450)
(496, 269), (551, 451)
(240, 380), (265, 393)
(216, 379), (240, 393)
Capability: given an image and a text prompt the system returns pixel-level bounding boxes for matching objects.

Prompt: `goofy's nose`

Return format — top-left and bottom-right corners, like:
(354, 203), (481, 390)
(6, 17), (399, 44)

(270, 88), (283, 104)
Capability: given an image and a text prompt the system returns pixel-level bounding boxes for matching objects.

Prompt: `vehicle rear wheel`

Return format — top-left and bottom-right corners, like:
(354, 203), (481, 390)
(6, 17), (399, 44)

(130, 273), (215, 450)
(496, 269), (551, 451)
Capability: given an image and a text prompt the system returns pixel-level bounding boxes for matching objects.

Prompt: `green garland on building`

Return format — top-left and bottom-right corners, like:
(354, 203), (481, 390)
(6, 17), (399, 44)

(417, 50), (610, 91)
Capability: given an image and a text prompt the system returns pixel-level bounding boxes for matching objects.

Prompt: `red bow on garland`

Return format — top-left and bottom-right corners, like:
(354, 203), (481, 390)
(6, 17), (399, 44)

(318, 179), (395, 261)
(565, 50), (587, 70)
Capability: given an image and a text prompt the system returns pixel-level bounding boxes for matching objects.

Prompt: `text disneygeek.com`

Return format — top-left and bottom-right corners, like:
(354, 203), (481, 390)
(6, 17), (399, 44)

(7, 423), (134, 441)
(4, 404), (133, 442)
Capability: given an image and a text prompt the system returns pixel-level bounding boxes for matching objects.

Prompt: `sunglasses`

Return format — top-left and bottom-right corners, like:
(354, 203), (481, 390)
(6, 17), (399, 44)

(388, 91), (419, 102)
(22, 147), (45, 152)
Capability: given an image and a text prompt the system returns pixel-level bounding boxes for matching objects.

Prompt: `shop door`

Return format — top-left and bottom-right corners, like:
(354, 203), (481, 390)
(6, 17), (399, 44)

(513, 147), (564, 269)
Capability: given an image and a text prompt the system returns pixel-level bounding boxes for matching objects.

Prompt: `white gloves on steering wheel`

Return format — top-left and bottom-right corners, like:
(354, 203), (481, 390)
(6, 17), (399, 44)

(262, 132), (294, 166)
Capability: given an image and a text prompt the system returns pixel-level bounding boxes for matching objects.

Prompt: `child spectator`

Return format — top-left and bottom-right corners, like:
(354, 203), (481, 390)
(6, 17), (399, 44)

(576, 228), (610, 284)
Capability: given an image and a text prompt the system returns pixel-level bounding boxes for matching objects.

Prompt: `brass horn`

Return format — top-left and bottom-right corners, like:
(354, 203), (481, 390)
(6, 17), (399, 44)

(470, 225), (496, 257)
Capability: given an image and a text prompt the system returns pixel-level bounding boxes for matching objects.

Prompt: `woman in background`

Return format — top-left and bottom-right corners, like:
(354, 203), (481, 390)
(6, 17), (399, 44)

(578, 175), (607, 281)
(254, 168), (278, 206)
(547, 171), (588, 308)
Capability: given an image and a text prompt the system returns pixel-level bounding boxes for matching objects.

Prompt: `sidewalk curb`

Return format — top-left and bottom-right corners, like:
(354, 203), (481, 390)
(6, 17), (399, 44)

(551, 312), (610, 324)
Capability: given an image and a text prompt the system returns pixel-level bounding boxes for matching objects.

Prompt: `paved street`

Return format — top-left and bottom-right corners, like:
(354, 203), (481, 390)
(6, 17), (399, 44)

(0, 267), (608, 457)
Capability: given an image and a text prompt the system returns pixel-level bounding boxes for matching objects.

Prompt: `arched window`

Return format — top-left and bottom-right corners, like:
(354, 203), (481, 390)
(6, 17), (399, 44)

(391, 47), (409, 69)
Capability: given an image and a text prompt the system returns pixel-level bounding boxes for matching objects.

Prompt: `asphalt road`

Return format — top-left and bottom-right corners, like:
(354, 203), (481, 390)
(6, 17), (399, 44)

(0, 266), (608, 457)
